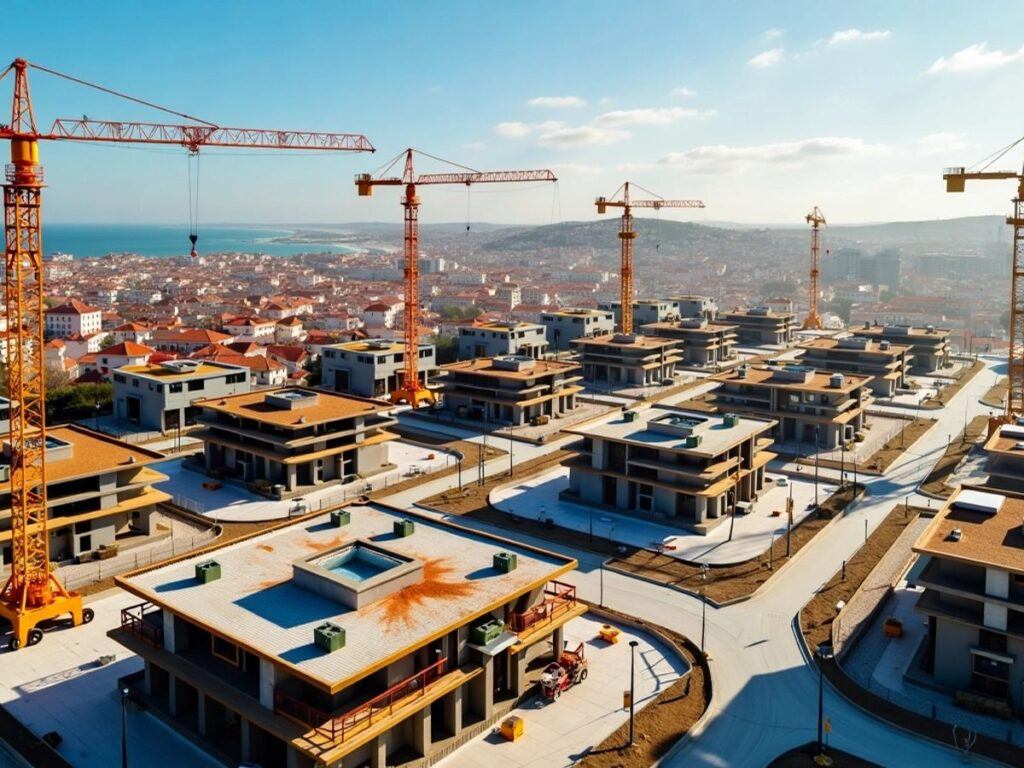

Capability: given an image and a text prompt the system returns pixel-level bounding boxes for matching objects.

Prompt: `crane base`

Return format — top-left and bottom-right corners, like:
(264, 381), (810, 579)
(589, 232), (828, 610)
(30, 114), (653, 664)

(802, 315), (823, 331)
(389, 386), (436, 408)
(0, 592), (90, 651)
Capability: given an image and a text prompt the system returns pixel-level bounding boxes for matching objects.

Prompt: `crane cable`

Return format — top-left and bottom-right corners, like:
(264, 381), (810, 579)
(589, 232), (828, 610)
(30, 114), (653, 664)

(186, 151), (200, 257)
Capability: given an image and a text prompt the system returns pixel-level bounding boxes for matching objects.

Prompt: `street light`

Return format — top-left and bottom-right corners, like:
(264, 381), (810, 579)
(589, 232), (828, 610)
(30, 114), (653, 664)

(814, 425), (820, 507)
(699, 562), (709, 654)
(629, 639), (639, 746)
(816, 643), (834, 759)
(121, 686), (130, 768)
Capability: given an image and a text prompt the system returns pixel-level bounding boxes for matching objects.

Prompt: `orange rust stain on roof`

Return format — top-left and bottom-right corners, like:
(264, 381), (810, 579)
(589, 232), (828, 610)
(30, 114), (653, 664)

(372, 558), (475, 627)
(257, 544), (274, 553)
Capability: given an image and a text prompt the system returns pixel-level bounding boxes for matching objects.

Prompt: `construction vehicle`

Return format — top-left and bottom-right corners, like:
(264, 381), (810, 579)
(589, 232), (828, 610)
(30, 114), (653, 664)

(0, 58), (372, 650)
(595, 182), (705, 335)
(539, 641), (588, 700)
(802, 206), (826, 330)
(355, 149), (556, 407)
(944, 159), (1024, 419)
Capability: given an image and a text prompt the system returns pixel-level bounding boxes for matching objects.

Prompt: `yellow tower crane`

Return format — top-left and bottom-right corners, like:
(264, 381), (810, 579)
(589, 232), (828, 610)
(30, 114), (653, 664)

(802, 206), (826, 330)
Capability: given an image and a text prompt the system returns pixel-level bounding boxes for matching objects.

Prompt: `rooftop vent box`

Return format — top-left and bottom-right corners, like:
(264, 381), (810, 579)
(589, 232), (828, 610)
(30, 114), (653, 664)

(611, 333), (638, 344)
(493, 551), (517, 573)
(393, 519), (415, 538)
(330, 510), (351, 528)
(879, 340), (891, 351)
(470, 619), (505, 646)
(195, 560), (221, 583)
(722, 413), (740, 428)
(829, 373), (846, 388)
(492, 355), (536, 372)
(952, 489), (1005, 516)
(947, 528), (962, 542)
(680, 318), (707, 329)
(837, 337), (870, 350)
(367, 339), (393, 350)
(267, 389), (320, 411)
(623, 410), (640, 422)
(161, 359), (201, 374)
(685, 434), (703, 448)
(736, 365), (748, 379)
(749, 306), (771, 316)
(314, 622), (346, 653)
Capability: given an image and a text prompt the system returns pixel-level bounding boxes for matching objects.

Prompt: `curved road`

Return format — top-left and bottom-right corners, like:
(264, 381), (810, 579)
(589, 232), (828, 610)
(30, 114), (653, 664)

(386, 356), (1007, 767)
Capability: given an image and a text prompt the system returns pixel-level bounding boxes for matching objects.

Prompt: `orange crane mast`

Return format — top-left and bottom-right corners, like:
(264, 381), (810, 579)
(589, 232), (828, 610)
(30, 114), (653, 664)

(802, 206), (826, 330)
(944, 163), (1024, 418)
(0, 58), (373, 650)
(355, 149), (556, 407)
(595, 182), (704, 335)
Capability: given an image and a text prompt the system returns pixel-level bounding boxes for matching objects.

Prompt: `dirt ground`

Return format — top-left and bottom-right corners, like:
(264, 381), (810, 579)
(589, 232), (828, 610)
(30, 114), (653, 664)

(768, 743), (880, 767)
(919, 414), (988, 497)
(579, 614), (709, 768)
(374, 431), (505, 500)
(607, 485), (864, 604)
(982, 375), (1008, 408)
(800, 503), (924, 651)
(926, 358), (984, 408)
(795, 417), (933, 475)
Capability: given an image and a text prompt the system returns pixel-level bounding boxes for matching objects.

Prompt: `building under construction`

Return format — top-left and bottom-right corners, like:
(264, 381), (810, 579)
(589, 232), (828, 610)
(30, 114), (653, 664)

(112, 502), (582, 768)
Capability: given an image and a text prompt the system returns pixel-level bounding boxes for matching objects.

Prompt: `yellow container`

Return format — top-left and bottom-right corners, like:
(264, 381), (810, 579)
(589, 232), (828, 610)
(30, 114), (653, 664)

(599, 624), (621, 644)
(500, 716), (524, 741)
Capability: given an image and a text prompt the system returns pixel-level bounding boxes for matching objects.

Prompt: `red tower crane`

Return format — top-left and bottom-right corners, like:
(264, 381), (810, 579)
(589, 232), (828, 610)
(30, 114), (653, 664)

(355, 149), (556, 407)
(595, 182), (704, 335)
(0, 58), (373, 650)
(802, 206), (827, 331)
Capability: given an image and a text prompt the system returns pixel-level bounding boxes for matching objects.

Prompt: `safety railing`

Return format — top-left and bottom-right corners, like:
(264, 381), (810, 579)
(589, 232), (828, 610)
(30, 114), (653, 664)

(508, 579), (577, 634)
(120, 601), (164, 648)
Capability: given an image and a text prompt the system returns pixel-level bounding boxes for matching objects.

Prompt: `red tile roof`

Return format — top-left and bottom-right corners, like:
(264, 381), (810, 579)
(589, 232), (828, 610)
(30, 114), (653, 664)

(47, 298), (99, 315)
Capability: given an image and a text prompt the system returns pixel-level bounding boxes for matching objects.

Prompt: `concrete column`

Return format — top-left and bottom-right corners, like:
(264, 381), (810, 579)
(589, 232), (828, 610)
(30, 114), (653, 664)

(197, 693), (207, 737)
(468, 655), (494, 721)
(442, 685), (463, 735)
(162, 611), (177, 653)
(511, 651), (528, 696)
(411, 706), (431, 757)
(260, 658), (277, 710)
(240, 719), (251, 763)
(552, 626), (565, 659)
(143, 661), (153, 696)
(167, 673), (178, 716)
(286, 464), (297, 491)
(370, 734), (388, 768)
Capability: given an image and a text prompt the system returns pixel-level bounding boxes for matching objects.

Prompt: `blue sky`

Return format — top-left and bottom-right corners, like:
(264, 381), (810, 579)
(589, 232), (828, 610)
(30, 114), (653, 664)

(10, 1), (1024, 225)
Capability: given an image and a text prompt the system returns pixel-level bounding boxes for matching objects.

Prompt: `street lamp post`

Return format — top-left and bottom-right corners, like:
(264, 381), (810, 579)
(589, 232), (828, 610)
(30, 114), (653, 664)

(840, 437), (846, 490)
(816, 644), (834, 758)
(699, 562), (709, 654)
(629, 640), (639, 746)
(814, 426), (820, 507)
(121, 686), (130, 768)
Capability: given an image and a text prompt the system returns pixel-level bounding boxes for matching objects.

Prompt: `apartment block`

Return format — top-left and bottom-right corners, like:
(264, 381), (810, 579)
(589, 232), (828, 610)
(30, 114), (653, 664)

(321, 340), (437, 400)
(564, 407), (776, 533)
(457, 322), (548, 360)
(673, 295), (718, 321)
(798, 336), (912, 397)
(195, 388), (396, 498)
(911, 487), (1024, 716)
(440, 356), (583, 426)
(540, 308), (616, 352)
(45, 298), (102, 338)
(572, 333), (680, 388)
(598, 299), (679, 328)
(0, 425), (169, 564)
(111, 502), (582, 768)
(851, 323), (952, 374)
(113, 360), (251, 433)
(722, 307), (797, 346)
(641, 318), (739, 368)
(711, 364), (873, 450)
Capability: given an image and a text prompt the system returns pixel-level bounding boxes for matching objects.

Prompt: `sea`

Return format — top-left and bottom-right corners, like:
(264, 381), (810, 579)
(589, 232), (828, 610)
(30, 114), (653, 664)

(41, 224), (360, 259)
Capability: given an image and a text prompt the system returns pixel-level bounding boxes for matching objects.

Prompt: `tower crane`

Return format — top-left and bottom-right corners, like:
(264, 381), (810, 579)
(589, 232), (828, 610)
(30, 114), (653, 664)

(802, 206), (826, 330)
(595, 182), (704, 335)
(0, 58), (373, 650)
(355, 149), (556, 407)
(944, 158), (1024, 418)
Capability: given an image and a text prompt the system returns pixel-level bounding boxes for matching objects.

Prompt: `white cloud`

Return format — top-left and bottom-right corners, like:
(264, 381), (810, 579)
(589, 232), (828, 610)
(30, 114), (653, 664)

(658, 136), (886, 173)
(671, 86), (697, 98)
(537, 125), (629, 147)
(527, 95), (587, 108)
(494, 121), (534, 138)
(748, 48), (784, 68)
(764, 28), (785, 40)
(928, 42), (1024, 74)
(918, 132), (967, 155)
(594, 107), (716, 126)
(828, 29), (891, 45)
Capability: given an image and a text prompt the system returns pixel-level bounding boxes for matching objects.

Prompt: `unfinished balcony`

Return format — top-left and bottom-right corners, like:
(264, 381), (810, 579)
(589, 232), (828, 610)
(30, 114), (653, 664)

(508, 580), (586, 653)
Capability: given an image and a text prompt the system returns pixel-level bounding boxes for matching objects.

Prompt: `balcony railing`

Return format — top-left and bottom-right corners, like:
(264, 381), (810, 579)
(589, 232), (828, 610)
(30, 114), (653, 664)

(120, 601), (163, 648)
(508, 580), (577, 635)
(275, 656), (448, 749)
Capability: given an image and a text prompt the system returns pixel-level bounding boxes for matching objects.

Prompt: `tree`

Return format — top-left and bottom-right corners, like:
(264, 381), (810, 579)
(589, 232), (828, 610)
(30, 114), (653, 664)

(303, 356), (322, 386)
(430, 335), (459, 365)
(45, 382), (113, 425)
(97, 333), (115, 349)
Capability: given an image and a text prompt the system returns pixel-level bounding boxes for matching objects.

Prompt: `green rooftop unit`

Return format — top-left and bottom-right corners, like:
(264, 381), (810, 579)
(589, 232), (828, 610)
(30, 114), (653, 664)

(493, 551), (518, 573)
(330, 510), (351, 528)
(314, 622), (346, 653)
(623, 410), (639, 422)
(470, 619), (505, 646)
(684, 435), (703, 449)
(723, 413), (740, 428)
(394, 519), (415, 538)
(195, 561), (221, 584)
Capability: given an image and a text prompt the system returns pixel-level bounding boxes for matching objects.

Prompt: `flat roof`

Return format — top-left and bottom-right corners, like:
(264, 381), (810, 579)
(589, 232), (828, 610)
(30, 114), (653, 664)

(913, 487), (1024, 576)
(117, 502), (575, 691)
(119, 361), (243, 381)
(2, 425), (166, 483)
(642, 321), (738, 335)
(334, 340), (405, 353)
(196, 387), (393, 428)
(440, 357), (581, 380)
(983, 423), (1024, 456)
(800, 337), (910, 354)
(855, 324), (951, 339)
(572, 333), (677, 350)
(713, 365), (871, 393)
(543, 308), (611, 317)
(565, 406), (775, 457)
(723, 309), (795, 320)
(472, 321), (543, 331)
